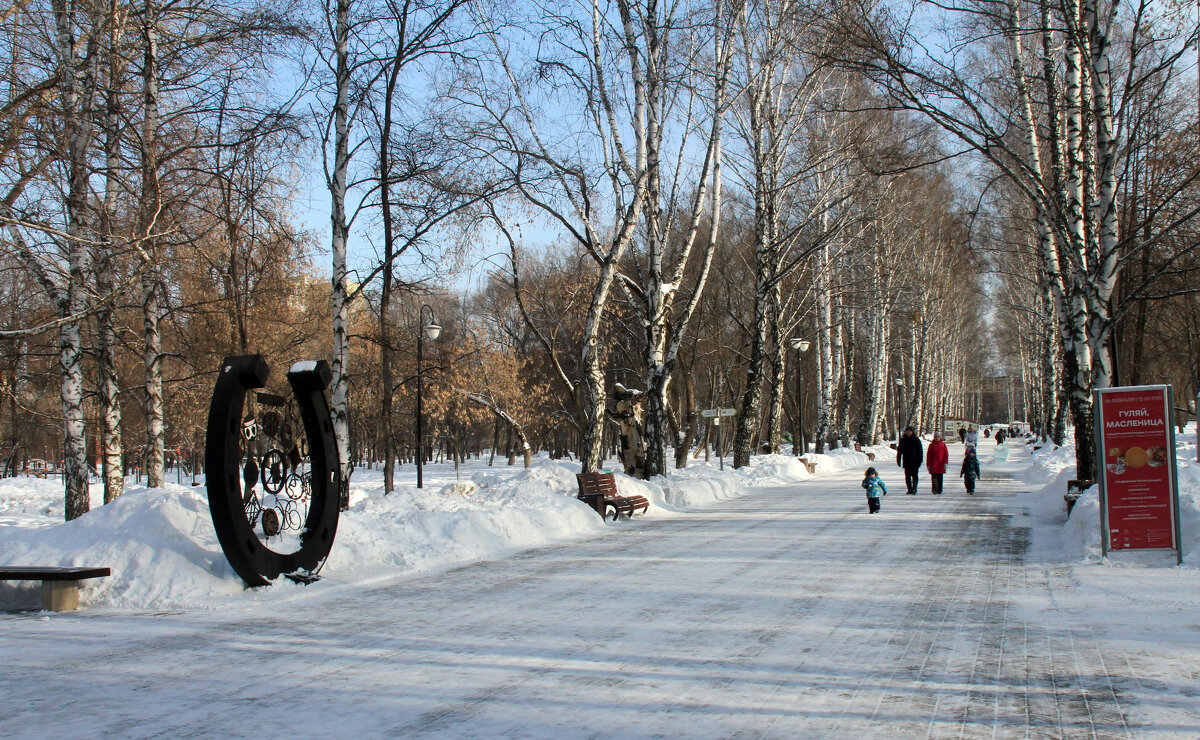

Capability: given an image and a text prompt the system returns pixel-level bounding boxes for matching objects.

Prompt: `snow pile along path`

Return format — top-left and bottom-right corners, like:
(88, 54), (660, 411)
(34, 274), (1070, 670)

(0, 461), (607, 610)
(0, 452), (762, 611)
(1018, 423), (1200, 564)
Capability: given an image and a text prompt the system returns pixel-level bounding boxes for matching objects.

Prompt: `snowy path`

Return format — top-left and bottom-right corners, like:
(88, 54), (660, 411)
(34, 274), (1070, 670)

(0, 464), (1166, 738)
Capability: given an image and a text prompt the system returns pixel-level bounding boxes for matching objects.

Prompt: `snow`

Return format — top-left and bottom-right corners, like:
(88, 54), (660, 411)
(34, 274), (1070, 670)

(0, 454), (762, 611)
(5, 427), (1200, 734)
(4, 432), (1197, 610)
(0, 440), (924, 612)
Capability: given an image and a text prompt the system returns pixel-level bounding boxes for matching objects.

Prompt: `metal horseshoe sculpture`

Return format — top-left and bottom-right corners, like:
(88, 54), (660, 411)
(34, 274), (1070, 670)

(205, 355), (341, 587)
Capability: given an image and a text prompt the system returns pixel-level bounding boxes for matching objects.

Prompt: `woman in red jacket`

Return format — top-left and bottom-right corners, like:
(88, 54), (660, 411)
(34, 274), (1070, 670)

(926, 432), (949, 495)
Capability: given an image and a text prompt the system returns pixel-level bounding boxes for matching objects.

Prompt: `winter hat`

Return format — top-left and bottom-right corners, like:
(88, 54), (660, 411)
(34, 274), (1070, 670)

(865, 467), (878, 476)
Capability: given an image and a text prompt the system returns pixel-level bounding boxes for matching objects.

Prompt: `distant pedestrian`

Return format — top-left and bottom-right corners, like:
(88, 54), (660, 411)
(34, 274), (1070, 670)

(958, 426), (966, 444)
(983, 428), (991, 438)
(927, 432), (948, 495)
(995, 428), (1007, 445)
(961, 447), (981, 494)
(862, 466), (887, 513)
(896, 426), (924, 495)
(964, 426), (978, 450)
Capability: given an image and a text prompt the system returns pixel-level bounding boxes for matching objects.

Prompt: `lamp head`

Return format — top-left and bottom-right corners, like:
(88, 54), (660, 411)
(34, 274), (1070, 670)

(789, 338), (810, 352)
(424, 321), (442, 341)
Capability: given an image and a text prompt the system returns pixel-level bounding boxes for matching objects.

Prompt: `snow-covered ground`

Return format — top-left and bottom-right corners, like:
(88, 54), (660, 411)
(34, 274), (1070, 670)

(4, 429), (1200, 736)
(0, 444), (883, 611)
(3, 428), (1198, 615)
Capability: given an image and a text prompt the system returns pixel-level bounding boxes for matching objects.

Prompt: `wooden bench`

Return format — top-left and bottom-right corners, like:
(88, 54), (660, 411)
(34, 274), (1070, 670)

(576, 472), (649, 521)
(0, 567), (110, 612)
(797, 457), (818, 474)
(1064, 479), (1093, 517)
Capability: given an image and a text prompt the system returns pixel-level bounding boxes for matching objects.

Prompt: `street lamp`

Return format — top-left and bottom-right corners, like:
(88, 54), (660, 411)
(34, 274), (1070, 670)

(416, 304), (441, 489)
(789, 338), (810, 456)
(894, 377), (905, 442)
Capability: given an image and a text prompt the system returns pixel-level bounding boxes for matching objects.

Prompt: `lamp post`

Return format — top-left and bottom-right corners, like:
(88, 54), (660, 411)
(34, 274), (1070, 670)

(789, 338), (810, 456)
(894, 377), (905, 442)
(416, 305), (441, 489)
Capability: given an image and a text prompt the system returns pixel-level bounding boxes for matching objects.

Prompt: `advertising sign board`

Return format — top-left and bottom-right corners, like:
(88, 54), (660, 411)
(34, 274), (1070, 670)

(1093, 385), (1182, 563)
(942, 419), (971, 436)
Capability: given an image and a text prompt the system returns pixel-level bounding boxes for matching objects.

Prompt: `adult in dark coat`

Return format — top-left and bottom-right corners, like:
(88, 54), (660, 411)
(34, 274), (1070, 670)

(896, 427), (924, 495)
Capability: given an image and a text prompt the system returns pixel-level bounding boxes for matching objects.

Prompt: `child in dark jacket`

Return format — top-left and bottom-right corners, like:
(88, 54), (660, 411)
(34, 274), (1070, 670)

(862, 467), (887, 513)
(960, 448), (981, 494)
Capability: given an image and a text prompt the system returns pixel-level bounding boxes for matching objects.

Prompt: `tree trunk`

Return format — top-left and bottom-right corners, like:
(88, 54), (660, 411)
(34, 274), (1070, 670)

(814, 242), (834, 453)
(98, 12), (124, 503)
(836, 302), (855, 448)
(54, 0), (93, 520)
(732, 258), (771, 468)
(329, 0), (353, 509)
(139, 0), (165, 489)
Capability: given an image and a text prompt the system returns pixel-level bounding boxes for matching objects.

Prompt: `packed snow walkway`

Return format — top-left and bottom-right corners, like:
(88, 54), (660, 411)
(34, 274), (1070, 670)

(0, 458), (1157, 738)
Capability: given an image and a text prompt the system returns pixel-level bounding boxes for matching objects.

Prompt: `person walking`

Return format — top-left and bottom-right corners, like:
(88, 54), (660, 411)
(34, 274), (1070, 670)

(896, 426), (924, 495)
(961, 447), (981, 494)
(958, 426), (966, 444)
(964, 425), (978, 450)
(995, 428), (1007, 445)
(862, 467), (887, 513)
(926, 432), (948, 495)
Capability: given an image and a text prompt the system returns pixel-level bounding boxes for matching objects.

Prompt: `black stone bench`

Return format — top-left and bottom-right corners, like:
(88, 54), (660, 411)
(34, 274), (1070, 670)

(576, 472), (649, 521)
(0, 567), (111, 611)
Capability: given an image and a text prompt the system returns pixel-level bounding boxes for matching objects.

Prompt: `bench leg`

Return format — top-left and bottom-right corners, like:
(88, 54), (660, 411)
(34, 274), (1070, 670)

(41, 580), (80, 611)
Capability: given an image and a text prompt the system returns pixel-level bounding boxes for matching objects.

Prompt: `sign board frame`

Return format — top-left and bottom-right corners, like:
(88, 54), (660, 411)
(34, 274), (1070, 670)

(942, 418), (971, 435)
(1093, 384), (1182, 564)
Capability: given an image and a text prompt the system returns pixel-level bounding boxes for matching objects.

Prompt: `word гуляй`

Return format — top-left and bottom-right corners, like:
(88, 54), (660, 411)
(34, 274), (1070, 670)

(1107, 408), (1164, 428)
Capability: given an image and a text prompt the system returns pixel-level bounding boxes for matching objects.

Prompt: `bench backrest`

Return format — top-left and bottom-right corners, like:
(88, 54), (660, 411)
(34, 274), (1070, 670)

(576, 472), (618, 497)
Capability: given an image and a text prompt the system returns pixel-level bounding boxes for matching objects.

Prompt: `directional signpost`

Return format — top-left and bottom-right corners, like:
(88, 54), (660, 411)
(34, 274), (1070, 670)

(701, 409), (736, 469)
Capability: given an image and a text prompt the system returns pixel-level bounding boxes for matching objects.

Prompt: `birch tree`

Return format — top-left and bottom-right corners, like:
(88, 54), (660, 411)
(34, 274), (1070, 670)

(468, 0), (652, 472)
(727, 9), (859, 467)
(612, 0), (740, 478)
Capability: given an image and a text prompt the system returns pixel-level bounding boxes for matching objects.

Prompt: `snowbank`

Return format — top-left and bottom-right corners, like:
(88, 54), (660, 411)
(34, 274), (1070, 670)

(327, 461), (604, 579)
(805, 445), (891, 474)
(0, 461), (608, 611)
(0, 485), (245, 609)
(0, 453), (762, 612)
(1017, 422), (1200, 565)
(632, 463), (745, 510)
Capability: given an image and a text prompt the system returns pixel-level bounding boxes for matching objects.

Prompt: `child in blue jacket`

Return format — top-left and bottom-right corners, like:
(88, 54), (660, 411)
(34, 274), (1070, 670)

(862, 467), (887, 513)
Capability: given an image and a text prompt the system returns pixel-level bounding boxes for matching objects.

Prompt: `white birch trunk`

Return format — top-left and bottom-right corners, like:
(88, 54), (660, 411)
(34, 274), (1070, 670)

(641, 2), (732, 476)
(139, 0), (165, 488)
(836, 301), (854, 448)
(98, 2), (125, 503)
(53, 0), (93, 520)
(1084, 0), (1118, 389)
(329, 0), (353, 507)
(814, 242), (834, 453)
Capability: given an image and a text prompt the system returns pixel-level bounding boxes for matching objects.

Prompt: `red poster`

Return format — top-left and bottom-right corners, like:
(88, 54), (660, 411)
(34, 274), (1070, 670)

(1095, 386), (1178, 552)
